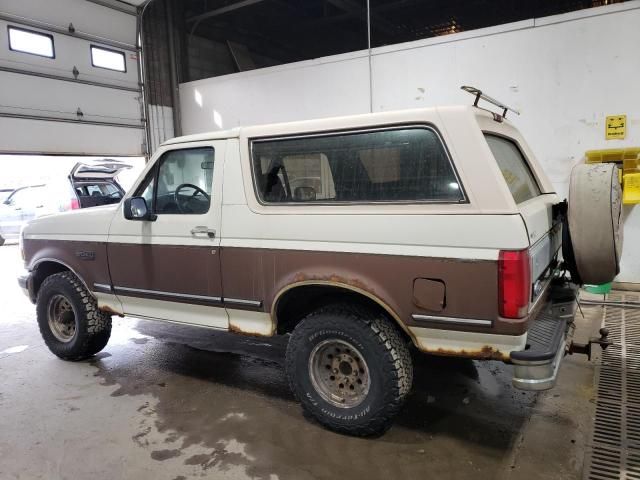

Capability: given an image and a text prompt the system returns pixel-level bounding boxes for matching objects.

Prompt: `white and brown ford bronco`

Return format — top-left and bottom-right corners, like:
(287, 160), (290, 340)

(18, 88), (623, 435)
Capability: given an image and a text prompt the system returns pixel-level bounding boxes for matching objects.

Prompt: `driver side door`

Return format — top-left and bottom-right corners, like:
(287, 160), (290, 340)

(107, 141), (227, 329)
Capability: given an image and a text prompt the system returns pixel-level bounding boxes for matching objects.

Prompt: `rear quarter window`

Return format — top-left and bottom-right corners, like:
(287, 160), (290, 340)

(485, 134), (541, 204)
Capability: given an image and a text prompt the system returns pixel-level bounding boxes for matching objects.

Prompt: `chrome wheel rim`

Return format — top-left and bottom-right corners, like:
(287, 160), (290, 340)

(308, 339), (370, 408)
(47, 294), (76, 343)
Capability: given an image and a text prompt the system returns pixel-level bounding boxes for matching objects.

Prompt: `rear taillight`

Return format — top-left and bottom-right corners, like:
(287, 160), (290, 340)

(70, 198), (80, 210)
(498, 249), (531, 319)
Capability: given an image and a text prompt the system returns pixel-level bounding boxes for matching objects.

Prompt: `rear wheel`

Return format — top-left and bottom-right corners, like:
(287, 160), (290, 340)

(0, 234), (5, 247)
(285, 304), (413, 436)
(36, 271), (111, 360)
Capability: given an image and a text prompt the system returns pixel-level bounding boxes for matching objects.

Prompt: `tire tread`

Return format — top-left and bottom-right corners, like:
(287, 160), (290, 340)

(37, 271), (111, 361)
(286, 303), (413, 436)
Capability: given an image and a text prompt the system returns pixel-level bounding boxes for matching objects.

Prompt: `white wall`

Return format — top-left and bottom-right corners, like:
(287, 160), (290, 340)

(179, 1), (640, 283)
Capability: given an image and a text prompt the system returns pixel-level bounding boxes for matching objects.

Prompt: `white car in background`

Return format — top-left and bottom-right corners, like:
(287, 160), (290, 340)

(0, 160), (131, 246)
(0, 188), (14, 203)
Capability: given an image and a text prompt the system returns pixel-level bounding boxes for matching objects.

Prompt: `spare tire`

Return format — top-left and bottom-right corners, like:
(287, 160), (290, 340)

(563, 163), (623, 285)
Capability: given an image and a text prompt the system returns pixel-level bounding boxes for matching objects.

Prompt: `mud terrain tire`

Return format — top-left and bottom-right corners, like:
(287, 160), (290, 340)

(565, 163), (623, 285)
(36, 271), (112, 360)
(286, 304), (413, 436)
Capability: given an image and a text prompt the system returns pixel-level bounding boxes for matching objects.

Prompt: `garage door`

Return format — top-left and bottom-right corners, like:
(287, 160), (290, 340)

(0, 0), (147, 156)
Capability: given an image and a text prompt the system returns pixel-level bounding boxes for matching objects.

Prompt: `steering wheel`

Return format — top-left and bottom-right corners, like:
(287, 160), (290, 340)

(174, 183), (210, 213)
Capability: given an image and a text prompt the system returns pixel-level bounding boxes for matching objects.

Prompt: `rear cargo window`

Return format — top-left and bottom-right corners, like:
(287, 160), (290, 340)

(485, 134), (541, 204)
(251, 127), (464, 204)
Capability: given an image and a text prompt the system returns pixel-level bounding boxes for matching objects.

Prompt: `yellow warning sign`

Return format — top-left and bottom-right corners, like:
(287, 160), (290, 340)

(606, 115), (627, 140)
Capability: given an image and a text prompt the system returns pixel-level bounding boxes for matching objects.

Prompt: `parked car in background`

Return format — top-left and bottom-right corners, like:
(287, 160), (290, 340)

(68, 160), (131, 209)
(0, 188), (14, 203)
(0, 160), (130, 246)
(0, 185), (46, 246)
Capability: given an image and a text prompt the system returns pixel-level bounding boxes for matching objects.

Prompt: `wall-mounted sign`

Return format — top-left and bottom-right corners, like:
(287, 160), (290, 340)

(606, 114), (627, 140)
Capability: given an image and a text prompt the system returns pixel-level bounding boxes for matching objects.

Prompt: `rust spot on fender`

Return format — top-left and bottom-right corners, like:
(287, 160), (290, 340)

(228, 322), (273, 338)
(423, 345), (509, 362)
(291, 272), (375, 295)
(99, 305), (124, 317)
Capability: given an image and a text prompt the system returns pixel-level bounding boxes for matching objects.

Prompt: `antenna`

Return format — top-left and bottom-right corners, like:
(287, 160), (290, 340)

(461, 86), (520, 118)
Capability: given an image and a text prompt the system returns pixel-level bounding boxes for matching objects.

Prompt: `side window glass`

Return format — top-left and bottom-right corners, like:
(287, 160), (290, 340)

(251, 128), (464, 203)
(484, 134), (541, 204)
(86, 185), (102, 196)
(134, 169), (156, 206)
(155, 147), (214, 215)
(282, 154), (336, 201)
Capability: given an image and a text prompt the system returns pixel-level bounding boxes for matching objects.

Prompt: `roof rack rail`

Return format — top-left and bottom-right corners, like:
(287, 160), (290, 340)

(461, 85), (520, 118)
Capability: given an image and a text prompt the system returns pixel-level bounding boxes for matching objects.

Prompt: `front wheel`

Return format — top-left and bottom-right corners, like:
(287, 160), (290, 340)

(286, 304), (413, 436)
(36, 271), (112, 361)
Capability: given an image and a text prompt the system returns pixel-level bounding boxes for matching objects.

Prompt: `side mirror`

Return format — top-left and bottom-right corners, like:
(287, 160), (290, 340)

(124, 197), (156, 221)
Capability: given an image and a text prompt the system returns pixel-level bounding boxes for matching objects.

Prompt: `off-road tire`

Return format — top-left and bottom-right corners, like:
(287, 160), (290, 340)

(286, 304), (413, 436)
(566, 163), (623, 285)
(36, 271), (111, 361)
(0, 234), (5, 247)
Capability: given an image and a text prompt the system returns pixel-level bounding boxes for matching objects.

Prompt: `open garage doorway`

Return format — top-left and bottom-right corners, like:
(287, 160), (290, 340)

(0, 154), (144, 246)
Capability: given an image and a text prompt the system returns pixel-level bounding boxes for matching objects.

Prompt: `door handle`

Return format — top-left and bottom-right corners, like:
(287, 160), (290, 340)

(190, 226), (216, 238)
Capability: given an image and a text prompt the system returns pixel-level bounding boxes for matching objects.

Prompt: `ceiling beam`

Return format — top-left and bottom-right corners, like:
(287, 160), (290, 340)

(186, 0), (267, 23)
(325, 0), (398, 35)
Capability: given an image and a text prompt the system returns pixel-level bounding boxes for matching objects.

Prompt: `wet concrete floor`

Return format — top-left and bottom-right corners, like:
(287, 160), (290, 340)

(0, 244), (598, 479)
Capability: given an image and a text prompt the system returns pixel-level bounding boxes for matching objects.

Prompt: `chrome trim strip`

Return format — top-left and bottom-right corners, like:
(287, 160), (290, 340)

(223, 297), (262, 307)
(113, 285), (222, 302)
(412, 314), (492, 327)
(93, 283), (112, 291)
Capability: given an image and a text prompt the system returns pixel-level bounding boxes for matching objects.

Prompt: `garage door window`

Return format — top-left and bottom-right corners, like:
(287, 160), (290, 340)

(251, 127), (464, 204)
(90, 45), (126, 72)
(8, 26), (54, 58)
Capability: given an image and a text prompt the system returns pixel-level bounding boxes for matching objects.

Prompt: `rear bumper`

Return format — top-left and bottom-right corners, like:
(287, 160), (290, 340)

(510, 282), (578, 391)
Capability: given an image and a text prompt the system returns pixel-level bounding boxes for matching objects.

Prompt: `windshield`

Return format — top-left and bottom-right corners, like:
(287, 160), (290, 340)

(485, 134), (541, 204)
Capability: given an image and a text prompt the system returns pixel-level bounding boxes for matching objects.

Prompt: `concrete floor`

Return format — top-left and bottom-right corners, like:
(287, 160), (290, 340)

(0, 243), (599, 480)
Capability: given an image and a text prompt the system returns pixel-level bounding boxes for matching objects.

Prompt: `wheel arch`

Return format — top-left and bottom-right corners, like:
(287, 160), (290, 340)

(272, 280), (416, 344)
(31, 259), (92, 300)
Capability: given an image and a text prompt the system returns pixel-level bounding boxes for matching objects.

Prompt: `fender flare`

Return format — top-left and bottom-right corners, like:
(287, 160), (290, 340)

(271, 280), (417, 344)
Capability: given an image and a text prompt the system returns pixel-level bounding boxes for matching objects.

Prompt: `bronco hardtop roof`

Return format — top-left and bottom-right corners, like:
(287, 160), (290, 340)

(161, 105), (503, 147)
